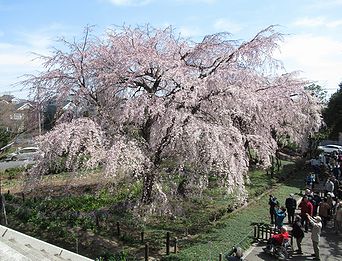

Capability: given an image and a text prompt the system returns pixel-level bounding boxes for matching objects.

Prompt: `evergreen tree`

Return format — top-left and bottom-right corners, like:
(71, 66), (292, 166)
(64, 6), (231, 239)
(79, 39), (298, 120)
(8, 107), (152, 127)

(323, 82), (342, 139)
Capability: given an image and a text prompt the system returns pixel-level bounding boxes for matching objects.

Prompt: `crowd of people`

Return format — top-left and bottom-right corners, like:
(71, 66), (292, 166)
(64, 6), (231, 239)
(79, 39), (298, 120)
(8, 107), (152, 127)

(265, 151), (342, 261)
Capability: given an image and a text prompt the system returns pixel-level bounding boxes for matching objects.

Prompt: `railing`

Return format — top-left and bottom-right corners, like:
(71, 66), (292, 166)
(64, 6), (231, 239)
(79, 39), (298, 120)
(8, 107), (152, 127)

(253, 223), (293, 246)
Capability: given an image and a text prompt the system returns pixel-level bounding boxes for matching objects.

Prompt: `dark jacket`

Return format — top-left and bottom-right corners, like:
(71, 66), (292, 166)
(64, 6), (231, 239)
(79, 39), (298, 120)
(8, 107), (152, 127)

(285, 197), (297, 210)
(269, 197), (279, 209)
(292, 221), (304, 239)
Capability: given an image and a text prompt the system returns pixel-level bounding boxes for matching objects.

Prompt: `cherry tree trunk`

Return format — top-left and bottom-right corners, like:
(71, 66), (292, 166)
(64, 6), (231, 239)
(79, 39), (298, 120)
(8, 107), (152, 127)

(141, 173), (155, 204)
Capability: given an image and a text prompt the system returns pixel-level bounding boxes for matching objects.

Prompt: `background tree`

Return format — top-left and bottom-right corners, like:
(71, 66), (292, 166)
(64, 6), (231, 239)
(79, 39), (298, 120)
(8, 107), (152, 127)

(23, 25), (322, 209)
(304, 83), (327, 103)
(0, 128), (11, 150)
(323, 82), (342, 140)
(0, 99), (17, 141)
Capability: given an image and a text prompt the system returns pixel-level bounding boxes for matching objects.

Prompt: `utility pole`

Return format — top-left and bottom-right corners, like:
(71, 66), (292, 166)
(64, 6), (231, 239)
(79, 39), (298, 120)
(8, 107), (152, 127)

(38, 107), (42, 136)
(36, 85), (42, 136)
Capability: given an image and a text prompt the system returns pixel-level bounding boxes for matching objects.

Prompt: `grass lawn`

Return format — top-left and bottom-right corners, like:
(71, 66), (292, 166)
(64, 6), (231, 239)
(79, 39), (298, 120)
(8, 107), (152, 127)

(0, 160), (308, 260)
(164, 161), (306, 261)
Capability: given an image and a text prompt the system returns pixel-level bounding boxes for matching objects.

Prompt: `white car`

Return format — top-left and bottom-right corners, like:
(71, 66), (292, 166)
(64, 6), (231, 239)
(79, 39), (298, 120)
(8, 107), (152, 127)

(317, 144), (342, 154)
(6, 147), (42, 161)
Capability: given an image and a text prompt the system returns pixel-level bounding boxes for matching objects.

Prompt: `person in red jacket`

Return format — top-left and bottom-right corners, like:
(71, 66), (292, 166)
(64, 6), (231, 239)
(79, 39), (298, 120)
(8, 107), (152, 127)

(299, 195), (313, 232)
(264, 226), (289, 252)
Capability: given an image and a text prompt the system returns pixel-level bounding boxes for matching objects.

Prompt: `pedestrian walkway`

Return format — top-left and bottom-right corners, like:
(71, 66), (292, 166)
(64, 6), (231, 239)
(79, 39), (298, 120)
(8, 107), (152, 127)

(244, 220), (341, 260)
(244, 185), (342, 261)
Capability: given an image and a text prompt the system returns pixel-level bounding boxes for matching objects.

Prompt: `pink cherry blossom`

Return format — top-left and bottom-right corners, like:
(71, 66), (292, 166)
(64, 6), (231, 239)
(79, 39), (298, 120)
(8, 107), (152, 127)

(23, 25), (322, 207)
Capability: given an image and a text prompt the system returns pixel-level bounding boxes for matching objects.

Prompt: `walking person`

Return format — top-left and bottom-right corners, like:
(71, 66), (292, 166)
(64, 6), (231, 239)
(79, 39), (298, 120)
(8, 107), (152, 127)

(269, 195), (279, 224)
(310, 173), (316, 190)
(318, 197), (331, 228)
(306, 213), (322, 261)
(291, 215), (304, 254)
(335, 201), (342, 235)
(312, 192), (322, 216)
(306, 173), (314, 189)
(324, 178), (334, 196)
(285, 194), (296, 224)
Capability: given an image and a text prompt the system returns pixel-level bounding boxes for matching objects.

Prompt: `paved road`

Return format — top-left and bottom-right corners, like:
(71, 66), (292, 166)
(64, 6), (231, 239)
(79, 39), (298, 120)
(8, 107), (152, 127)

(0, 160), (35, 170)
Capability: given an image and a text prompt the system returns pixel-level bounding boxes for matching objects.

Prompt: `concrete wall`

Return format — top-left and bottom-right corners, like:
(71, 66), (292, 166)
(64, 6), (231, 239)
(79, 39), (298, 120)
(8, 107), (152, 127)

(0, 225), (93, 261)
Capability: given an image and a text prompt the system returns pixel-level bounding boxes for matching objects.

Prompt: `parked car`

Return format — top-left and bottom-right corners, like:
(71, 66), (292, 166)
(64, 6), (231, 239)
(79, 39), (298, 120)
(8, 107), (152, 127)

(6, 147), (42, 161)
(317, 144), (342, 154)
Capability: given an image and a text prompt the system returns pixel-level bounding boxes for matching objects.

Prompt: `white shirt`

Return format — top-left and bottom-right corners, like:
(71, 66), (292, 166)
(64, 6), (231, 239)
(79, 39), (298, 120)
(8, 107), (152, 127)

(309, 217), (322, 242)
(325, 180), (334, 192)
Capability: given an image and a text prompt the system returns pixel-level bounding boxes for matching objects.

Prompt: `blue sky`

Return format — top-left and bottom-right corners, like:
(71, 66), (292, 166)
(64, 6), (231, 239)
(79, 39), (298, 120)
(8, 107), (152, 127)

(0, 0), (342, 99)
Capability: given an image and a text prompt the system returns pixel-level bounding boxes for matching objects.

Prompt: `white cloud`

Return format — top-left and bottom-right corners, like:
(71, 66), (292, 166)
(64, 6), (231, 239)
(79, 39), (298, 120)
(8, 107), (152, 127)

(0, 40), (44, 98)
(0, 42), (38, 66)
(275, 34), (342, 94)
(294, 17), (342, 28)
(106, 0), (152, 6)
(214, 18), (242, 33)
(0, 25), (67, 98)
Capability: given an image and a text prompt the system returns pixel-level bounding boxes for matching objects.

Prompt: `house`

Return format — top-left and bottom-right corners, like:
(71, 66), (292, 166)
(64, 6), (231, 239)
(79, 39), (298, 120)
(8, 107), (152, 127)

(10, 102), (34, 121)
(42, 94), (97, 130)
(0, 96), (36, 133)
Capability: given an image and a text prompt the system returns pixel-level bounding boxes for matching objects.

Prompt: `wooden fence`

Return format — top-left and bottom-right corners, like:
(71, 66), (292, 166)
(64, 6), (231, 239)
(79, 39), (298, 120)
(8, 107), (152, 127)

(1, 191), (292, 260)
(253, 223), (294, 246)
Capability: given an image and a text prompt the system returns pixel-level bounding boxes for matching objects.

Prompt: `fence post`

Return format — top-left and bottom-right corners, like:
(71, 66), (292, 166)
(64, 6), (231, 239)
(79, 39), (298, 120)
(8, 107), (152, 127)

(257, 225), (260, 239)
(144, 243), (149, 261)
(254, 225), (257, 239)
(141, 231), (144, 243)
(174, 237), (178, 254)
(116, 221), (121, 237)
(76, 236), (79, 254)
(219, 253), (223, 261)
(268, 227), (272, 239)
(166, 231), (170, 255)
(95, 212), (100, 228)
(261, 225), (264, 240)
